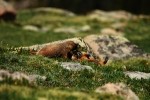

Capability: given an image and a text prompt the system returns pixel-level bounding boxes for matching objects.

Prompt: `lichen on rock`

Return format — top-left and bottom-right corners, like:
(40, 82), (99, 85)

(84, 35), (148, 61)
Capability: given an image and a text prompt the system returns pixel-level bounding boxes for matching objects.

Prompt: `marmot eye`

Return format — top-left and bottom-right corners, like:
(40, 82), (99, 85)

(77, 52), (82, 57)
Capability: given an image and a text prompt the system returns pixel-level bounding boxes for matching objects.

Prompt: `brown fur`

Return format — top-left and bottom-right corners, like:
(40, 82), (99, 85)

(72, 52), (108, 65)
(37, 41), (78, 58)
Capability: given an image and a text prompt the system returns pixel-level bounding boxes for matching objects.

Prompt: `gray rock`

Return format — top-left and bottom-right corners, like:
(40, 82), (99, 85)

(11, 72), (29, 81)
(29, 74), (46, 82)
(87, 10), (136, 22)
(84, 35), (147, 60)
(35, 7), (75, 17)
(0, 70), (46, 85)
(54, 27), (78, 34)
(124, 71), (150, 79)
(95, 83), (139, 100)
(23, 25), (50, 32)
(54, 25), (91, 34)
(60, 62), (94, 72)
(0, 70), (11, 80)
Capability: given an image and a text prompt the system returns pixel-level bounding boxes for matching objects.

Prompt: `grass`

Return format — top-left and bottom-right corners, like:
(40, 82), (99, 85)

(0, 85), (122, 100)
(125, 18), (150, 52)
(0, 22), (74, 47)
(0, 8), (150, 100)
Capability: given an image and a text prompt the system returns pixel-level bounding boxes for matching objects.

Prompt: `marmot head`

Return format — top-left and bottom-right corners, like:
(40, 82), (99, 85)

(65, 41), (79, 51)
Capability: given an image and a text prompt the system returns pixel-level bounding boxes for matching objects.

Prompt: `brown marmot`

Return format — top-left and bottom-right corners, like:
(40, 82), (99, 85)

(36, 40), (108, 65)
(36, 41), (78, 58)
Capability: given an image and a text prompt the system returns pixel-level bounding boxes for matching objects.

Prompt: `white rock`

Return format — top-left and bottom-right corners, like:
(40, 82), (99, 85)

(60, 62), (94, 71)
(29, 74), (47, 82)
(0, 70), (46, 84)
(0, 70), (11, 78)
(35, 7), (75, 17)
(23, 25), (39, 32)
(11, 72), (29, 81)
(95, 83), (139, 100)
(87, 10), (135, 22)
(54, 27), (79, 34)
(80, 25), (91, 32)
(124, 71), (150, 79)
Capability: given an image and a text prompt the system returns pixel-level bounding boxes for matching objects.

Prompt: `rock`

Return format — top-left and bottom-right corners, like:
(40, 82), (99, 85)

(23, 25), (39, 32)
(7, 0), (50, 10)
(0, 0), (16, 21)
(84, 35), (146, 60)
(80, 25), (91, 32)
(111, 22), (127, 31)
(101, 28), (123, 36)
(11, 72), (29, 81)
(0, 70), (46, 85)
(0, 70), (11, 80)
(54, 25), (91, 33)
(95, 83), (139, 100)
(124, 71), (150, 79)
(23, 25), (50, 32)
(88, 10), (114, 22)
(29, 74), (46, 82)
(60, 62), (94, 71)
(54, 27), (78, 34)
(107, 11), (135, 20)
(87, 10), (136, 22)
(34, 7), (75, 17)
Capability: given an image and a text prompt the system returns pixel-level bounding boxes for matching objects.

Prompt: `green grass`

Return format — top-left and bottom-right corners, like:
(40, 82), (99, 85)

(0, 85), (122, 100)
(0, 49), (150, 99)
(0, 22), (74, 47)
(0, 9), (150, 100)
(125, 18), (150, 52)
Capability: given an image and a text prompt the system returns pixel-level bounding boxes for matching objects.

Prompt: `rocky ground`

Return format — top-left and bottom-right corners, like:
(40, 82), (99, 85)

(0, 6), (150, 100)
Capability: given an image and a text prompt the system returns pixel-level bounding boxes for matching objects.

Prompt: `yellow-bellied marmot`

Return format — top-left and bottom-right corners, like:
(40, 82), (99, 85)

(36, 40), (108, 65)
(36, 41), (78, 59)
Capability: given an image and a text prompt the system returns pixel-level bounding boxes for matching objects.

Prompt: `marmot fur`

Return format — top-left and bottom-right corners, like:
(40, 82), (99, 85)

(72, 51), (109, 65)
(36, 41), (78, 58)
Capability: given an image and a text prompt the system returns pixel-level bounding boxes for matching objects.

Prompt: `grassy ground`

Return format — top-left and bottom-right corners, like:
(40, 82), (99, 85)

(0, 9), (150, 100)
(125, 18), (150, 52)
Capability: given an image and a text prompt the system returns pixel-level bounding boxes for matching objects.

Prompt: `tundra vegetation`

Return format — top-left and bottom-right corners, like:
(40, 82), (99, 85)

(0, 8), (150, 100)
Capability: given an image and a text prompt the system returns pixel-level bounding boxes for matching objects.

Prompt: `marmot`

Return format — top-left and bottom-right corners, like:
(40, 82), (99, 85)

(36, 41), (78, 58)
(36, 40), (108, 65)
(72, 51), (108, 65)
